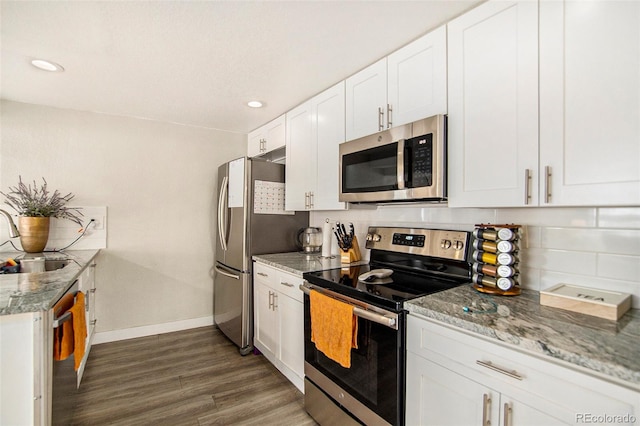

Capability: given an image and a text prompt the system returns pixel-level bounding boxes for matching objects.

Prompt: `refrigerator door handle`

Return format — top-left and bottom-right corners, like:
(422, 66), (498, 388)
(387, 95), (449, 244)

(218, 176), (229, 251)
(215, 264), (241, 280)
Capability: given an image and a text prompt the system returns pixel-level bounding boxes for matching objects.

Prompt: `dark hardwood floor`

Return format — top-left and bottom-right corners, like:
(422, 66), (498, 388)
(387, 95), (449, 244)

(71, 326), (317, 425)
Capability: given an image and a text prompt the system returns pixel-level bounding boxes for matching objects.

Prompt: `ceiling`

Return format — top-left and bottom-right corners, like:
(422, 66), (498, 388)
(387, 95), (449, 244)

(1, 0), (483, 134)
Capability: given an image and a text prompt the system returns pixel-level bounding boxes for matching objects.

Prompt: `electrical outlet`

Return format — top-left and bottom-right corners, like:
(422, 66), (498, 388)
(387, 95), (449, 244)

(90, 216), (105, 230)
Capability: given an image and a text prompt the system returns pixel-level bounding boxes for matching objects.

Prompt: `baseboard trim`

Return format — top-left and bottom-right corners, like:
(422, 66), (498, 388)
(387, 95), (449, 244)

(92, 316), (214, 344)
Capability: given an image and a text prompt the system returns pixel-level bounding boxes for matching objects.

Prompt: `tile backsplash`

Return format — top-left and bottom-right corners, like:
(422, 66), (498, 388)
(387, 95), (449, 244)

(310, 205), (640, 308)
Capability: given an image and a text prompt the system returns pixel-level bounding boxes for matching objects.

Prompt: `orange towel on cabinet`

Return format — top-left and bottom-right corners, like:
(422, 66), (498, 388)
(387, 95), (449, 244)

(310, 290), (358, 368)
(53, 291), (87, 371)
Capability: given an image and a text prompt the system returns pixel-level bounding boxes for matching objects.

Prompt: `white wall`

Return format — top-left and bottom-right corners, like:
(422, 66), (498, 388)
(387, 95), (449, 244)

(0, 100), (246, 336)
(311, 204), (640, 308)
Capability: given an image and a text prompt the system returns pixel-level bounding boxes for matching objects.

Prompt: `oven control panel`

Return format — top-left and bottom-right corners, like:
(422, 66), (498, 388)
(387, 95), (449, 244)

(366, 227), (470, 261)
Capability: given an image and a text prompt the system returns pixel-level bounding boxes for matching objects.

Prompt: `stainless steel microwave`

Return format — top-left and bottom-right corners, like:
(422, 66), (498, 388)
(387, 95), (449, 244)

(339, 115), (447, 203)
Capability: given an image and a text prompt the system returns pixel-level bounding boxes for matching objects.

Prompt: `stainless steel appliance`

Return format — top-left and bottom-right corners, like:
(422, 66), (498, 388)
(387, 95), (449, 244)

(297, 227), (323, 253)
(302, 226), (472, 425)
(339, 115), (447, 203)
(214, 157), (308, 355)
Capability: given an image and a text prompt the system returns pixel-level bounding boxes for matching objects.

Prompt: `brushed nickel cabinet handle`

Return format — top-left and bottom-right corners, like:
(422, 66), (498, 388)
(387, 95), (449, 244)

(477, 360), (523, 381)
(268, 291), (273, 310)
(273, 293), (278, 310)
(280, 282), (294, 288)
(503, 402), (512, 426)
(482, 393), (491, 426)
(309, 192), (314, 209)
(257, 272), (269, 278)
(378, 107), (384, 131)
(544, 165), (552, 204)
(524, 169), (532, 205)
(387, 103), (393, 128)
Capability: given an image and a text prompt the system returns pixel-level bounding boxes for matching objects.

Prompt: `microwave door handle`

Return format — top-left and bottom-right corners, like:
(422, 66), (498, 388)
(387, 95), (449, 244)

(397, 139), (406, 190)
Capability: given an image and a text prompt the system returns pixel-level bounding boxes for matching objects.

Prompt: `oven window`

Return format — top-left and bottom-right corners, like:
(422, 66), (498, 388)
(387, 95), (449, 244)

(342, 142), (398, 193)
(304, 298), (405, 425)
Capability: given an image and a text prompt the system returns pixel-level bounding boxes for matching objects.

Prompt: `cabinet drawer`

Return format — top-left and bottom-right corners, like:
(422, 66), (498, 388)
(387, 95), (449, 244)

(276, 271), (304, 303)
(407, 314), (639, 420)
(253, 262), (304, 303)
(253, 262), (278, 283)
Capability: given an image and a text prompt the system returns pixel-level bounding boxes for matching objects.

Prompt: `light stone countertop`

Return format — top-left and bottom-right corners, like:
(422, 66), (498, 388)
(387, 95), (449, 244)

(0, 249), (100, 315)
(253, 251), (367, 277)
(405, 284), (640, 388)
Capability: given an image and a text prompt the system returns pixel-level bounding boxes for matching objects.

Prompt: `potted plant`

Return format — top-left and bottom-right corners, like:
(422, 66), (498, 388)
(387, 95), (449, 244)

(1, 176), (83, 253)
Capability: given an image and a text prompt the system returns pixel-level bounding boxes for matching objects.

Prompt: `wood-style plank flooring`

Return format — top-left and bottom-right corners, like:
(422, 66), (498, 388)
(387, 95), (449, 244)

(71, 326), (317, 425)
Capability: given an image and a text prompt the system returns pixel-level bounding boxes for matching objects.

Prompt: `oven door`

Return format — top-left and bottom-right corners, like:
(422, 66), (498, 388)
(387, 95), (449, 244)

(301, 283), (405, 426)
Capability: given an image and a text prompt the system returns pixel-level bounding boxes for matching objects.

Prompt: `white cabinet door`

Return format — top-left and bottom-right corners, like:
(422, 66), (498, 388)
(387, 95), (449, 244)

(388, 25), (447, 127)
(345, 58), (387, 141)
(406, 351), (495, 426)
(447, 0), (539, 207)
(278, 292), (304, 379)
(539, 1), (640, 206)
(247, 129), (263, 158)
(285, 101), (313, 211)
(312, 81), (346, 211)
(254, 280), (278, 356)
(247, 115), (286, 158)
(286, 83), (347, 211)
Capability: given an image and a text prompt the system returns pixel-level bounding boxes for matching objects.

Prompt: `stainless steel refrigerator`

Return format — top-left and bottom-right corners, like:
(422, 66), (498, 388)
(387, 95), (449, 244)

(214, 157), (308, 355)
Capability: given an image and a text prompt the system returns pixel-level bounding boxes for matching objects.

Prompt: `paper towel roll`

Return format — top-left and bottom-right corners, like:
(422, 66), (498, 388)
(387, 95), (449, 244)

(322, 219), (332, 257)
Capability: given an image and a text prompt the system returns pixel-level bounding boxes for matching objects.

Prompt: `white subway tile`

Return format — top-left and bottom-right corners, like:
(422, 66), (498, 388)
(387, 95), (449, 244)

(597, 254), (640, 282)
(523, 248), (597, 276)
(496, 207), (597, 228)
(598, 207), (640, 229)
(519, 266), (541, 291)
(541, 227), (640, 256)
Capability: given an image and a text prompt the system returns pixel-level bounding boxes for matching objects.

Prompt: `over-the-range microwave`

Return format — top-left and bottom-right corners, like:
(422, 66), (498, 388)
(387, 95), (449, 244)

(339, 115), (447, 203)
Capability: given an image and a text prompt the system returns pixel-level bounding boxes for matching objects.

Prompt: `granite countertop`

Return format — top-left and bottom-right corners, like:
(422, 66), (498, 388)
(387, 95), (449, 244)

(405, 285), (640, 388)
(0, 249), (100, 315)
(253, 252), (367, 277)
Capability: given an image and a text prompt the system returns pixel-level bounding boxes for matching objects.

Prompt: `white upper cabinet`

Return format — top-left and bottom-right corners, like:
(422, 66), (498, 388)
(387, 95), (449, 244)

(346, 26), (448, 142)
(387, 25), (447, 129)
(539, 1), (640, 206)
(286, 82), (347, 211)
(247, 114), (286, 158)
(449, 0), (640, 208)
(447, 0), (539, 207)
(345, 58), (388, 141)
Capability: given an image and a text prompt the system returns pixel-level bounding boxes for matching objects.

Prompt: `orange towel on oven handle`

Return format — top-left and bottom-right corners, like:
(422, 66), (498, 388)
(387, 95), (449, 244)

(310, 289), (358, 368)
(53, 291), (87, 371)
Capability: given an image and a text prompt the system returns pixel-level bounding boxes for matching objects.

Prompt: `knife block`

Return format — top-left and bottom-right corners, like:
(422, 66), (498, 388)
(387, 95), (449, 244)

(340, 236), (362, 264)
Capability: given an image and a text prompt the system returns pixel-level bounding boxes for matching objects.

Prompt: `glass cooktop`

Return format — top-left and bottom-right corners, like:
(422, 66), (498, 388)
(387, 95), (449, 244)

(303, 262), (469, 312)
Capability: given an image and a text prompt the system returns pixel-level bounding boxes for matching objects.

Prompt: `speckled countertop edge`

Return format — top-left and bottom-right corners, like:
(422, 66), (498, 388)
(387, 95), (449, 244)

(405, 285), (640, 388)
(253, 252), (367, 277)
(0, 249), (100, 315)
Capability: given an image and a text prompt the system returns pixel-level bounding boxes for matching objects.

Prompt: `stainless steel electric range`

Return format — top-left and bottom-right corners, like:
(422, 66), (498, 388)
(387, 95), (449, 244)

(301, 226), (472, 426)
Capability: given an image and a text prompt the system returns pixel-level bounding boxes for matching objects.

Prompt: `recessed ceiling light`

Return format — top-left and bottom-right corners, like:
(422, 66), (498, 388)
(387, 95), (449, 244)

(31, 59), (64, 72)
(247, 101), (263, 108)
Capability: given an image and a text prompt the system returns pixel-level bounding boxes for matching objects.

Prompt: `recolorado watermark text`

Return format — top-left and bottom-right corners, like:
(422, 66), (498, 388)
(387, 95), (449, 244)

(576, 413), (637, 424)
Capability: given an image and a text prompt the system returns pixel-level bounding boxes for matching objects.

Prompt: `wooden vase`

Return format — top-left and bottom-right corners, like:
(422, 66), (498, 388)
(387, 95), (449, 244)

(18, 217), (50, 253)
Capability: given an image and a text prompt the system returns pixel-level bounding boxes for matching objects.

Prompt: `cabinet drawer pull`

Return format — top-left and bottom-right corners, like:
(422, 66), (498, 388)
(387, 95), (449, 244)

(387, 103), (392, 128)
(378, 107), (384, 131)
(482, 393), (491, 426)
(476, 360), (523, 381)
(280, 282), (294, 287)
(503, 402), (512, 426)
(257, 272), (269, 278)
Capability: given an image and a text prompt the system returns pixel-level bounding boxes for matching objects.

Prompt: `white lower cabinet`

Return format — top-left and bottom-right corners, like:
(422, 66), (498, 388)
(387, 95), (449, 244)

(406, 314), (639, 426)
(253, 262), (304, 392)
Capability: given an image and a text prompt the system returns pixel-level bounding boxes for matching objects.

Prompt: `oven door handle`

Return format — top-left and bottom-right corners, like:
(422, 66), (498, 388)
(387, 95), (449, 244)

(300, 283), (398, 330)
